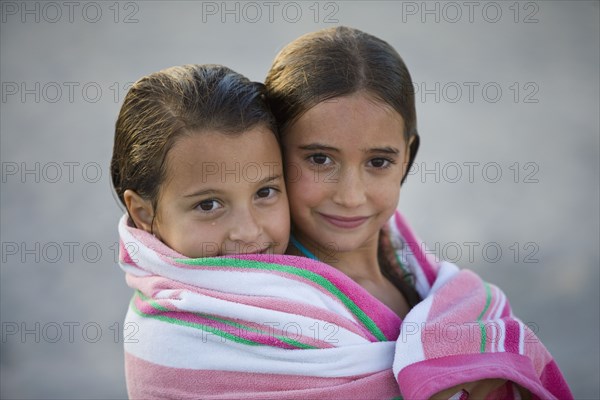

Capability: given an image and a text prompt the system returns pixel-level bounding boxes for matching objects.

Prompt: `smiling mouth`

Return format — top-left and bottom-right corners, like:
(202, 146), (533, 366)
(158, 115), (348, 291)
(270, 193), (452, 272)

(243, 246), (271, 255)
(318, 213), (369, 229)
(221, 245), (272, 256)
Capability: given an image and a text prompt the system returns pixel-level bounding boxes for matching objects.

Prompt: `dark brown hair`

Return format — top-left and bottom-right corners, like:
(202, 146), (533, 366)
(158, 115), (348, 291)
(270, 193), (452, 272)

(111, 64), (276, 212)
(264, 27), (421, 307)
(264, 26), (419, 182)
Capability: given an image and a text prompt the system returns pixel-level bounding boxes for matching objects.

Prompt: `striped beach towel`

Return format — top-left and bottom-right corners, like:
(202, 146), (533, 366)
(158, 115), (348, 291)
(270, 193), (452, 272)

(118, 212), (572, 399)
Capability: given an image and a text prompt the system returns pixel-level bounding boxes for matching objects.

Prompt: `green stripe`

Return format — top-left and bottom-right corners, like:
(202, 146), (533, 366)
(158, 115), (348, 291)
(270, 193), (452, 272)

(199, 312), (317, 349)
(137, 290), (169, 312)
(134, 291), (317, 349)
(131, 292), (259, 346)
(175, 257), (388, 341)
(476, 283), (492, 352)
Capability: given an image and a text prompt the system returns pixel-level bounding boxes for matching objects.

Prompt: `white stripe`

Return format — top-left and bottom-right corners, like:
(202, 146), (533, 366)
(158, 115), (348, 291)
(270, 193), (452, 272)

(119, 219), (357, 322)
(119, 262), (151, 277)
(497, 318), (506, 353)
(160, 268), (357, 321)
(493, 286), (507, 320)
(429, 261), (460, 294)
(124, 308), (395, 377)
(486, 286), (499, 322)
(170, 290), (369, 346)
(392, 261), (460, 375)
(519, 321), (525, 355)
(490, 286), (507, 354)
(485, 286), (500, 353)
(392, 292), (433, 375)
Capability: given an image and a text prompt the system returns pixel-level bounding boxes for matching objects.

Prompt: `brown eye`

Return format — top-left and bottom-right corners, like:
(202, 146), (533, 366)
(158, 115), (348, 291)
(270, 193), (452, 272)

(256, 187), (277, 199)
(309, 154), (331, 165)
(197, 200), (220, 211)
(369, 158), (392, 168)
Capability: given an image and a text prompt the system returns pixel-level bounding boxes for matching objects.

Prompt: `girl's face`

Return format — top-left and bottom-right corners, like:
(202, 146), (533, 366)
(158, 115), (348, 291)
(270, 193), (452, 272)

(153, 126), (290, 258)
(282, 93), (412, 255)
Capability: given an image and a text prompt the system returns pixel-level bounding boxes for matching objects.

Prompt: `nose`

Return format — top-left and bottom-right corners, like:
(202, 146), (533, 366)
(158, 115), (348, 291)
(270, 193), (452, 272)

(228, 207), (263, 246)
(331, 168), (367, 208)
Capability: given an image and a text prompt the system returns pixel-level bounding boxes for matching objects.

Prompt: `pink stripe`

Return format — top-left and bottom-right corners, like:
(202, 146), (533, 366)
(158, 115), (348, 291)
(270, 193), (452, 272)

(127, 272), (375, 343)
(125, 352), (401, 400)
(136, 303), (297, 348)
(500, 299), (512, 318)
(134, 259), (393, 342)
(122, 215), (401, 341)
(423, 270), (486, 358)
(120, 240), (135, 265)
(539, 360), (574, 399)
(394, 212), (437, 286)
(503, 319), (521, 354)
(170, 313), (299, 349)
(396, 352), (567, 399)
(205, 287), (373, 342)
(122, 216), (183, 259)
(486, 286), (501, 319)
(119, 239), (145, 270)
(521, 326), (555, 376)
(230, 265), (380, 341)
(133, 294), (331, 349)
(231, 254), (402, 341)
(133, 293), (171, 315)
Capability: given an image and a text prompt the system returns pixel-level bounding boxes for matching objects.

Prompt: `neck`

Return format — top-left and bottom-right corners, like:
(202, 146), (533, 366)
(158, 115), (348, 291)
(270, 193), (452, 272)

(289, 231), (385, 283)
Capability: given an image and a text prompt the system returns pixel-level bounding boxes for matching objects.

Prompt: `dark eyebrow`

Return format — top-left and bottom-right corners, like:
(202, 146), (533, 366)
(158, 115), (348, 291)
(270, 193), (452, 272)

(298, 144), (339, 152)
(299, 144), (400, 155)
(183, 175), (283, 198)
(183, 189), (220, 198)
(259, 174), (282, 185)
(366, 146), (400, 155)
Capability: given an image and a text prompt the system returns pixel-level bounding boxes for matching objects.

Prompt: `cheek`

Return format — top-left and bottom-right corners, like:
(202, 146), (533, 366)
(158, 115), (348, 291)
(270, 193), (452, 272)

(286, 167), (326, 214)
(260, 203), (290, 254)
(182, 224), (223, 257)
(272, 201), (291, 239)
(371, 179), (401, 209)
(153, 207), (176, 241)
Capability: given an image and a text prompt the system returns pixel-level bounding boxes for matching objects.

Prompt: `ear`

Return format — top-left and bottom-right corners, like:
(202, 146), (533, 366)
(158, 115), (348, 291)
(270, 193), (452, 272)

(401, 134), (419, 185)
(123, 189), (155, 233)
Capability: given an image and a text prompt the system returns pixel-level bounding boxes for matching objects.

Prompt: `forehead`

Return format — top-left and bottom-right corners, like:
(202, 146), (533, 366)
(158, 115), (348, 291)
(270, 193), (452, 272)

(164, 127), (283, 185)
(285, 93), (406, 145)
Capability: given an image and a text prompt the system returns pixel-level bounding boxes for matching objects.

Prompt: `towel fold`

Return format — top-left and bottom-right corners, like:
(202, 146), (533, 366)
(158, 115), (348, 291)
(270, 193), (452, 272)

(118, 211), (572, 399)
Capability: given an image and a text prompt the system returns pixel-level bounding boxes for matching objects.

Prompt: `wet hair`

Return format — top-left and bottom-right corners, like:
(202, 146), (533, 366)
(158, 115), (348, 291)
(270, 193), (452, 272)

(264, 26), (419, 183)
(111, 64), (276, 214)
(265, 27), (421, 307)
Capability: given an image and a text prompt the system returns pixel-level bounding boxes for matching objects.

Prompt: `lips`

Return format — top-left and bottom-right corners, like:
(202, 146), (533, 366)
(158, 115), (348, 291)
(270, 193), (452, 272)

(222, 244), (271, 256)
(319, 213), (369, 229)
(246, 246), (271, 255)
(257, 247), (271, 254)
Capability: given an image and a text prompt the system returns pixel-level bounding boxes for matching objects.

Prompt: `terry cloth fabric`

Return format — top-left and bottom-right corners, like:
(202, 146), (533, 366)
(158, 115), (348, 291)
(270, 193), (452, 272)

(117, 212), (572, 399)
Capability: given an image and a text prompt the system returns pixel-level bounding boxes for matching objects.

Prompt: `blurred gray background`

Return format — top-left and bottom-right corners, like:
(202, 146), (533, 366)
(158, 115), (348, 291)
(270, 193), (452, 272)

(1, 1), (598, 398)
